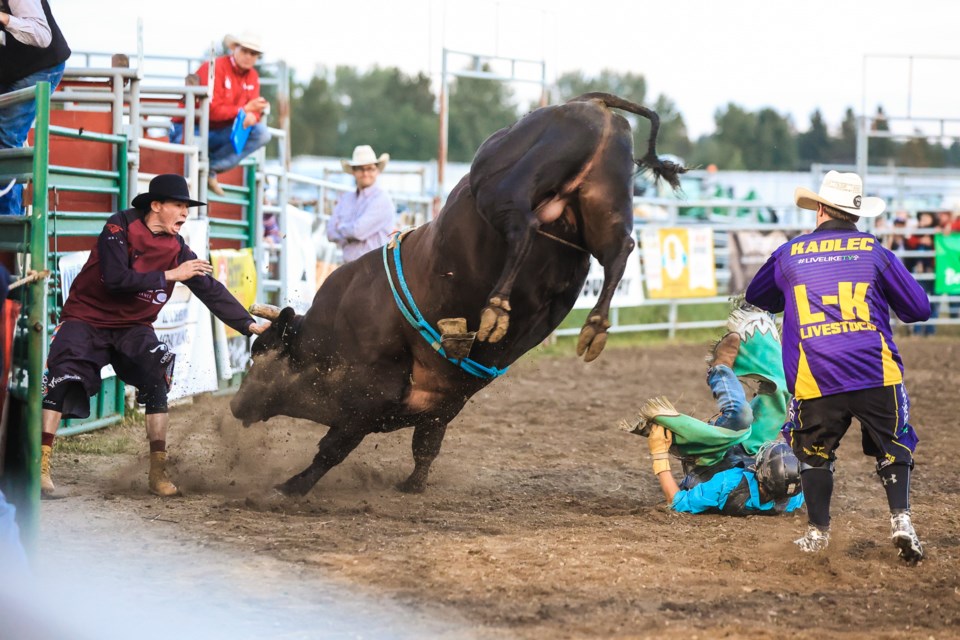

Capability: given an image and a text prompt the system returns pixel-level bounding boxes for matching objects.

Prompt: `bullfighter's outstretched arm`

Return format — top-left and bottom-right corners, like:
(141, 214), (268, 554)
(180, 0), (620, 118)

(177, 243), (258, 335)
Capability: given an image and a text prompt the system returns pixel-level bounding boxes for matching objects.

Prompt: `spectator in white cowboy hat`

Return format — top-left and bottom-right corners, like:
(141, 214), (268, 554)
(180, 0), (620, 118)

(326, 145), (396, 263)
(170, 31), (271, 196)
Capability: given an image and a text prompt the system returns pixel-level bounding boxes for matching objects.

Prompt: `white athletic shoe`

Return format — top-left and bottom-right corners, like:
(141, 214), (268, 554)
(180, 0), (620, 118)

(890, 512), (924, 563)
(794, 525), (830, 552)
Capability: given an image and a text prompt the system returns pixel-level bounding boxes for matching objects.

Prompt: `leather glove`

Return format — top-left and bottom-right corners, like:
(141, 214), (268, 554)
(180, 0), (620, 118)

(647, 425), (673, 475)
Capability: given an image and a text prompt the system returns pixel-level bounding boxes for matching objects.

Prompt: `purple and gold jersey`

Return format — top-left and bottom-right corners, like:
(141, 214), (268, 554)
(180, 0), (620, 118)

(745, 220), (930, 400)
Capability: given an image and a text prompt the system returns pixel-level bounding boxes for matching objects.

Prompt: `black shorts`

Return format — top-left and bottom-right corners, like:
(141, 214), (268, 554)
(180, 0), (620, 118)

(42, 321), (175, 419)
(781, 384), (918, 470)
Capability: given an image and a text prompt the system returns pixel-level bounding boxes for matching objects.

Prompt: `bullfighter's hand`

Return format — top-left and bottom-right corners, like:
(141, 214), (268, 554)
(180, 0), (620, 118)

(647, 425), (673, 475)
(248, 321), (271, 336)
(165, 259), (213, 282)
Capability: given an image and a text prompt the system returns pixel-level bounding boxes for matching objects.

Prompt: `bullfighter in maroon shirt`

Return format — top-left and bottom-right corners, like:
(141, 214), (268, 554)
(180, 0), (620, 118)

(40, 174), (270, 497)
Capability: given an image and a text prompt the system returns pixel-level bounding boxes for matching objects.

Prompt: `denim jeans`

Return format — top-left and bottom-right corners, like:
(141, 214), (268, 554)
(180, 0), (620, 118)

(0, 63), (66, 215)
(169, 120), (271, 176)
(706, 365), (752, 431)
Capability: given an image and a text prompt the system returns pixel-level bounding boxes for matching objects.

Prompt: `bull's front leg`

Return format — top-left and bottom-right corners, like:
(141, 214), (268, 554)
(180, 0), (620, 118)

(477, 215), (539, 343)
(397, 420), (448, 493)
(577, 234), (635, 362)
(276, 427), (367, 496)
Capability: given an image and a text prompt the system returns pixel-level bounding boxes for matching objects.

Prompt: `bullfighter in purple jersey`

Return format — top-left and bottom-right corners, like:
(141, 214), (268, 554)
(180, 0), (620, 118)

(40, 175), (270, 498)
(746, 171), (930, 563)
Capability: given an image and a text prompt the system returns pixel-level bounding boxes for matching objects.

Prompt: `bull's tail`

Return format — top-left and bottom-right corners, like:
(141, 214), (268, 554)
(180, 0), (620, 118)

(570, 92), (687, 190)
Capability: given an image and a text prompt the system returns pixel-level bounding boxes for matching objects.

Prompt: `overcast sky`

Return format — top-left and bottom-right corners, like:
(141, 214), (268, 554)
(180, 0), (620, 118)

(54, 0), (960, 139)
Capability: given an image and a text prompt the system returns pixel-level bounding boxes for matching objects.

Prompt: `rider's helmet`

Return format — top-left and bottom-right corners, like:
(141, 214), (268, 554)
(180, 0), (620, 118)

(753, 441), (802, 499)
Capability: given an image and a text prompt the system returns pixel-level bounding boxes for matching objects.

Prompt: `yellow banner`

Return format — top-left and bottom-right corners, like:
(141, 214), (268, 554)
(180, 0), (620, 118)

(211, 248), (258, 338)
(640, 227), (717, 299)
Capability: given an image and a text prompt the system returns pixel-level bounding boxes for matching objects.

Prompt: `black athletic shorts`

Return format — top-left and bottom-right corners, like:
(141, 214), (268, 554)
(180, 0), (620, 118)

(42, 321), (175, 419)
(781, 384), (918, 470)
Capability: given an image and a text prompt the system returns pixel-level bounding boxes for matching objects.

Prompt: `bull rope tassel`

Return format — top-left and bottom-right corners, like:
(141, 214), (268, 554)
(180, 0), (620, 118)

(535, 228), (588, 253)
(381, 231), (507, 380)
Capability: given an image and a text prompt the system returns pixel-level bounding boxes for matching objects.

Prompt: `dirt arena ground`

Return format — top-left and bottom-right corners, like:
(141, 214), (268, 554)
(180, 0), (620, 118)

(44, 337), (960, 639)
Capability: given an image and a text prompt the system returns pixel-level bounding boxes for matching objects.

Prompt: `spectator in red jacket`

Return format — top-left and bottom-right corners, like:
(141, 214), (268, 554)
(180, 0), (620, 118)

(170, 32), (271, 196)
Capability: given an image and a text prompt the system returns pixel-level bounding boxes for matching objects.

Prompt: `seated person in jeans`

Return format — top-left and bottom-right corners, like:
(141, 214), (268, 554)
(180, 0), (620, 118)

(170, 31), (271, 196)
(623, 302), (804, 515)
(0, 0), (71, 215)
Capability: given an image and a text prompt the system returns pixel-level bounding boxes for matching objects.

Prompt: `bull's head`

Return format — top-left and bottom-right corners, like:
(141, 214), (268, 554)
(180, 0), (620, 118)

(230, 305), (299, 426)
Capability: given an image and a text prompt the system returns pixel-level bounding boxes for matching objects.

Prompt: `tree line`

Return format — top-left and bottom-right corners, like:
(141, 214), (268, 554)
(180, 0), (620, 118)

(281, 65), (960, 170)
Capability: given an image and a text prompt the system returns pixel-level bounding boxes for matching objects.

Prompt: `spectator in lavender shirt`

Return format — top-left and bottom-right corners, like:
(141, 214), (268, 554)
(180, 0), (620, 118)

(326, 145), (396, 263)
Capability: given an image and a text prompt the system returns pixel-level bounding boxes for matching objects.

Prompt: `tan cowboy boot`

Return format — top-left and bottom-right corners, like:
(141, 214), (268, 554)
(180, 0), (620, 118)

(706, 332), (741, 369)
(148, 451), (180, 497)
(40, 444), (55, 497)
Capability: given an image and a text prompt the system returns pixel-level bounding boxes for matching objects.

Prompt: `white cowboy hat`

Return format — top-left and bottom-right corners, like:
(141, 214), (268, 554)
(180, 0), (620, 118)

(794, 170), (885, 218)
(224, 31), (265, 54)
(340, 145), (390, 173)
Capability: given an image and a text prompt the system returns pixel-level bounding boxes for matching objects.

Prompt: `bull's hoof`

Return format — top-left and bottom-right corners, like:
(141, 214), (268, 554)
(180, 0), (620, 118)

(576, 316), (611, 362)
(396, 477), (426, 494)
(274, 477), (311, 497)
(477, 298), (511, 343)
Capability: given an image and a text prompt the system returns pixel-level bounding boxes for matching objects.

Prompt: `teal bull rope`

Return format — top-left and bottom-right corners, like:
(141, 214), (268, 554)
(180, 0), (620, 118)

(382, 232), (508, 380)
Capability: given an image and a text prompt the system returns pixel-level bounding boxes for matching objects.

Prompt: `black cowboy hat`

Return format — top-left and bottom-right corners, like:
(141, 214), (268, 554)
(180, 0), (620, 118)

(131, 174), (206, 210)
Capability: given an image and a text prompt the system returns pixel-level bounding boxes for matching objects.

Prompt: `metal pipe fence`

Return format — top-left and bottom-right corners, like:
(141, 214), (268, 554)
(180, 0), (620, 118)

(553, 212), (959, 338)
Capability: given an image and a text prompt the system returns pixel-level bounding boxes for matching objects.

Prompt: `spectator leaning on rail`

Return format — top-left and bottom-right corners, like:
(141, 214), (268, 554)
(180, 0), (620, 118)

(326, 145), (396, 263)
(906, 211), (938, 336)
(0, 0), (70, 215)
(745, 171), (930, 563)
(623, 302), (804, 516)
(39, 174), (270, 498)
(170, 31), (271, 197)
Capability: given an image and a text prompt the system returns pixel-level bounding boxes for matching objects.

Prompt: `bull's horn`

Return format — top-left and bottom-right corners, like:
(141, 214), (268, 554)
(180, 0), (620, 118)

(249, 303), (282, 320)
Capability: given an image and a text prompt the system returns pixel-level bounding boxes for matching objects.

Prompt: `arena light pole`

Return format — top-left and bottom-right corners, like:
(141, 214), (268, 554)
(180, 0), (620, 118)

(858, 53), (960, 206)
(435, 48), (548, 218)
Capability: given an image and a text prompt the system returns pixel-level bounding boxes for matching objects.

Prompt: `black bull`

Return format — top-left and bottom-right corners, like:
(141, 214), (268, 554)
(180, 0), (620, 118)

(231, 93), (684, 495)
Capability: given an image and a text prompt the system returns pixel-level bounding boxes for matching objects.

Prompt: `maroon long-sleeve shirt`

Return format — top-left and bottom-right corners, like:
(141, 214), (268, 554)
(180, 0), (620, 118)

(60, 209), (254, 335)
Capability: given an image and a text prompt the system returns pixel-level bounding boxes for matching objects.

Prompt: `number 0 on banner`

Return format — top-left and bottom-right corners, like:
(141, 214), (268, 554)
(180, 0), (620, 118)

(640, 227), (717, 299)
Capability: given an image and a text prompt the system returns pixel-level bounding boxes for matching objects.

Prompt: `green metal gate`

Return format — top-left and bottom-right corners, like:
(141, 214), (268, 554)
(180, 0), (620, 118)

(0, 81), (130, 542)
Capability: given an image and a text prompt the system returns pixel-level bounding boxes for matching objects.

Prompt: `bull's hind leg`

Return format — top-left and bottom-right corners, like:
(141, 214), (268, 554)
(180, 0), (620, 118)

(276, 427), (367, 496)
(397, 420), (448, 493)
(577, 233), (634, 362)
(577, 166), (636, 362)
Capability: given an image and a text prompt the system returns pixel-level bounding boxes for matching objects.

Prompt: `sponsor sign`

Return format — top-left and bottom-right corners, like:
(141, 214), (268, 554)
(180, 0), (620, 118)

(641, 227), (717, 298)
(59, 251), (116, 380)
(574, 245), (645, 309)
(934, 233), (960, 294)
(210, 248), (258, 379)
(283, 204), (319, 313)
(155, 220), (218, 400)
